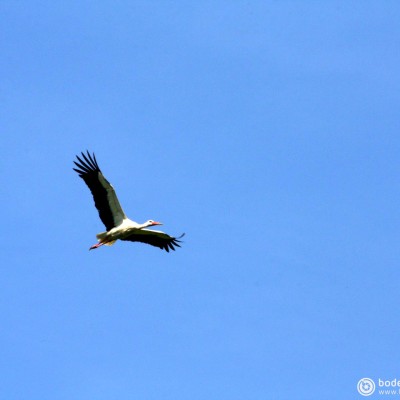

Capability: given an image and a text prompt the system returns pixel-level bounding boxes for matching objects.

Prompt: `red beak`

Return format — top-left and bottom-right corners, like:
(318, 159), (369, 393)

(152, 221), (163, 226)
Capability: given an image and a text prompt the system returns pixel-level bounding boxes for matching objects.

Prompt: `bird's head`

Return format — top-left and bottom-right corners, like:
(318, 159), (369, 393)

(146, 220), (163, 227)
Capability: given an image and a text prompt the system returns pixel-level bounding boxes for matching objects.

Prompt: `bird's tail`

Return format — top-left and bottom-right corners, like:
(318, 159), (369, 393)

(96, 232), (108, 240)
(96, 232), (116, 246)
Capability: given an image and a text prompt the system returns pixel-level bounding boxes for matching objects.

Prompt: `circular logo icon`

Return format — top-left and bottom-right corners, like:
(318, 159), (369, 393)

(357, 378), (375, 396)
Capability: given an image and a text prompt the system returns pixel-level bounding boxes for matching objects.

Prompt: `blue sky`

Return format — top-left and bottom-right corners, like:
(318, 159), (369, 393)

(1, 1), (400, 399)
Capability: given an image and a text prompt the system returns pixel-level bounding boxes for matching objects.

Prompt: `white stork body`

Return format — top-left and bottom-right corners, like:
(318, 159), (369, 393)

(73, 151), (184, 252)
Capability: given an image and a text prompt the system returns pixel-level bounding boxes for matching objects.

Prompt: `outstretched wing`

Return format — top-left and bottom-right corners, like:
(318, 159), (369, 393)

(73, 151), (126, 231)
(121, 230), (185, 252)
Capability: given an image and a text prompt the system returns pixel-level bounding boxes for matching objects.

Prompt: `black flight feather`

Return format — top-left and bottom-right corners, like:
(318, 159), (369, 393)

(73, 151), (121, 231)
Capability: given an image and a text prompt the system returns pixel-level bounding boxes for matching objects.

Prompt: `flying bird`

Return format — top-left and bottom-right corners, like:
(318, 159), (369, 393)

(73, 151), (184, 252)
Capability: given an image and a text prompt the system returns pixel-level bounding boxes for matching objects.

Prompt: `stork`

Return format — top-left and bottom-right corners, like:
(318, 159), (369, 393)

(73, 151), (184, 252)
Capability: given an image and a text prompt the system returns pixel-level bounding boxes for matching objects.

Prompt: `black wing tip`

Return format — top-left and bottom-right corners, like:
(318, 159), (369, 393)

(73, 150), (101, 175)
(72, 167), (85, 177)
(74, 150), (96, 160)
(173, 233), (185, 244)
(163, 233), (185, 252)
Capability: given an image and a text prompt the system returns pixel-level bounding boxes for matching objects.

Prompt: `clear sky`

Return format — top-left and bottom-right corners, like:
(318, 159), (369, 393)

(1, 1), (400, 399)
